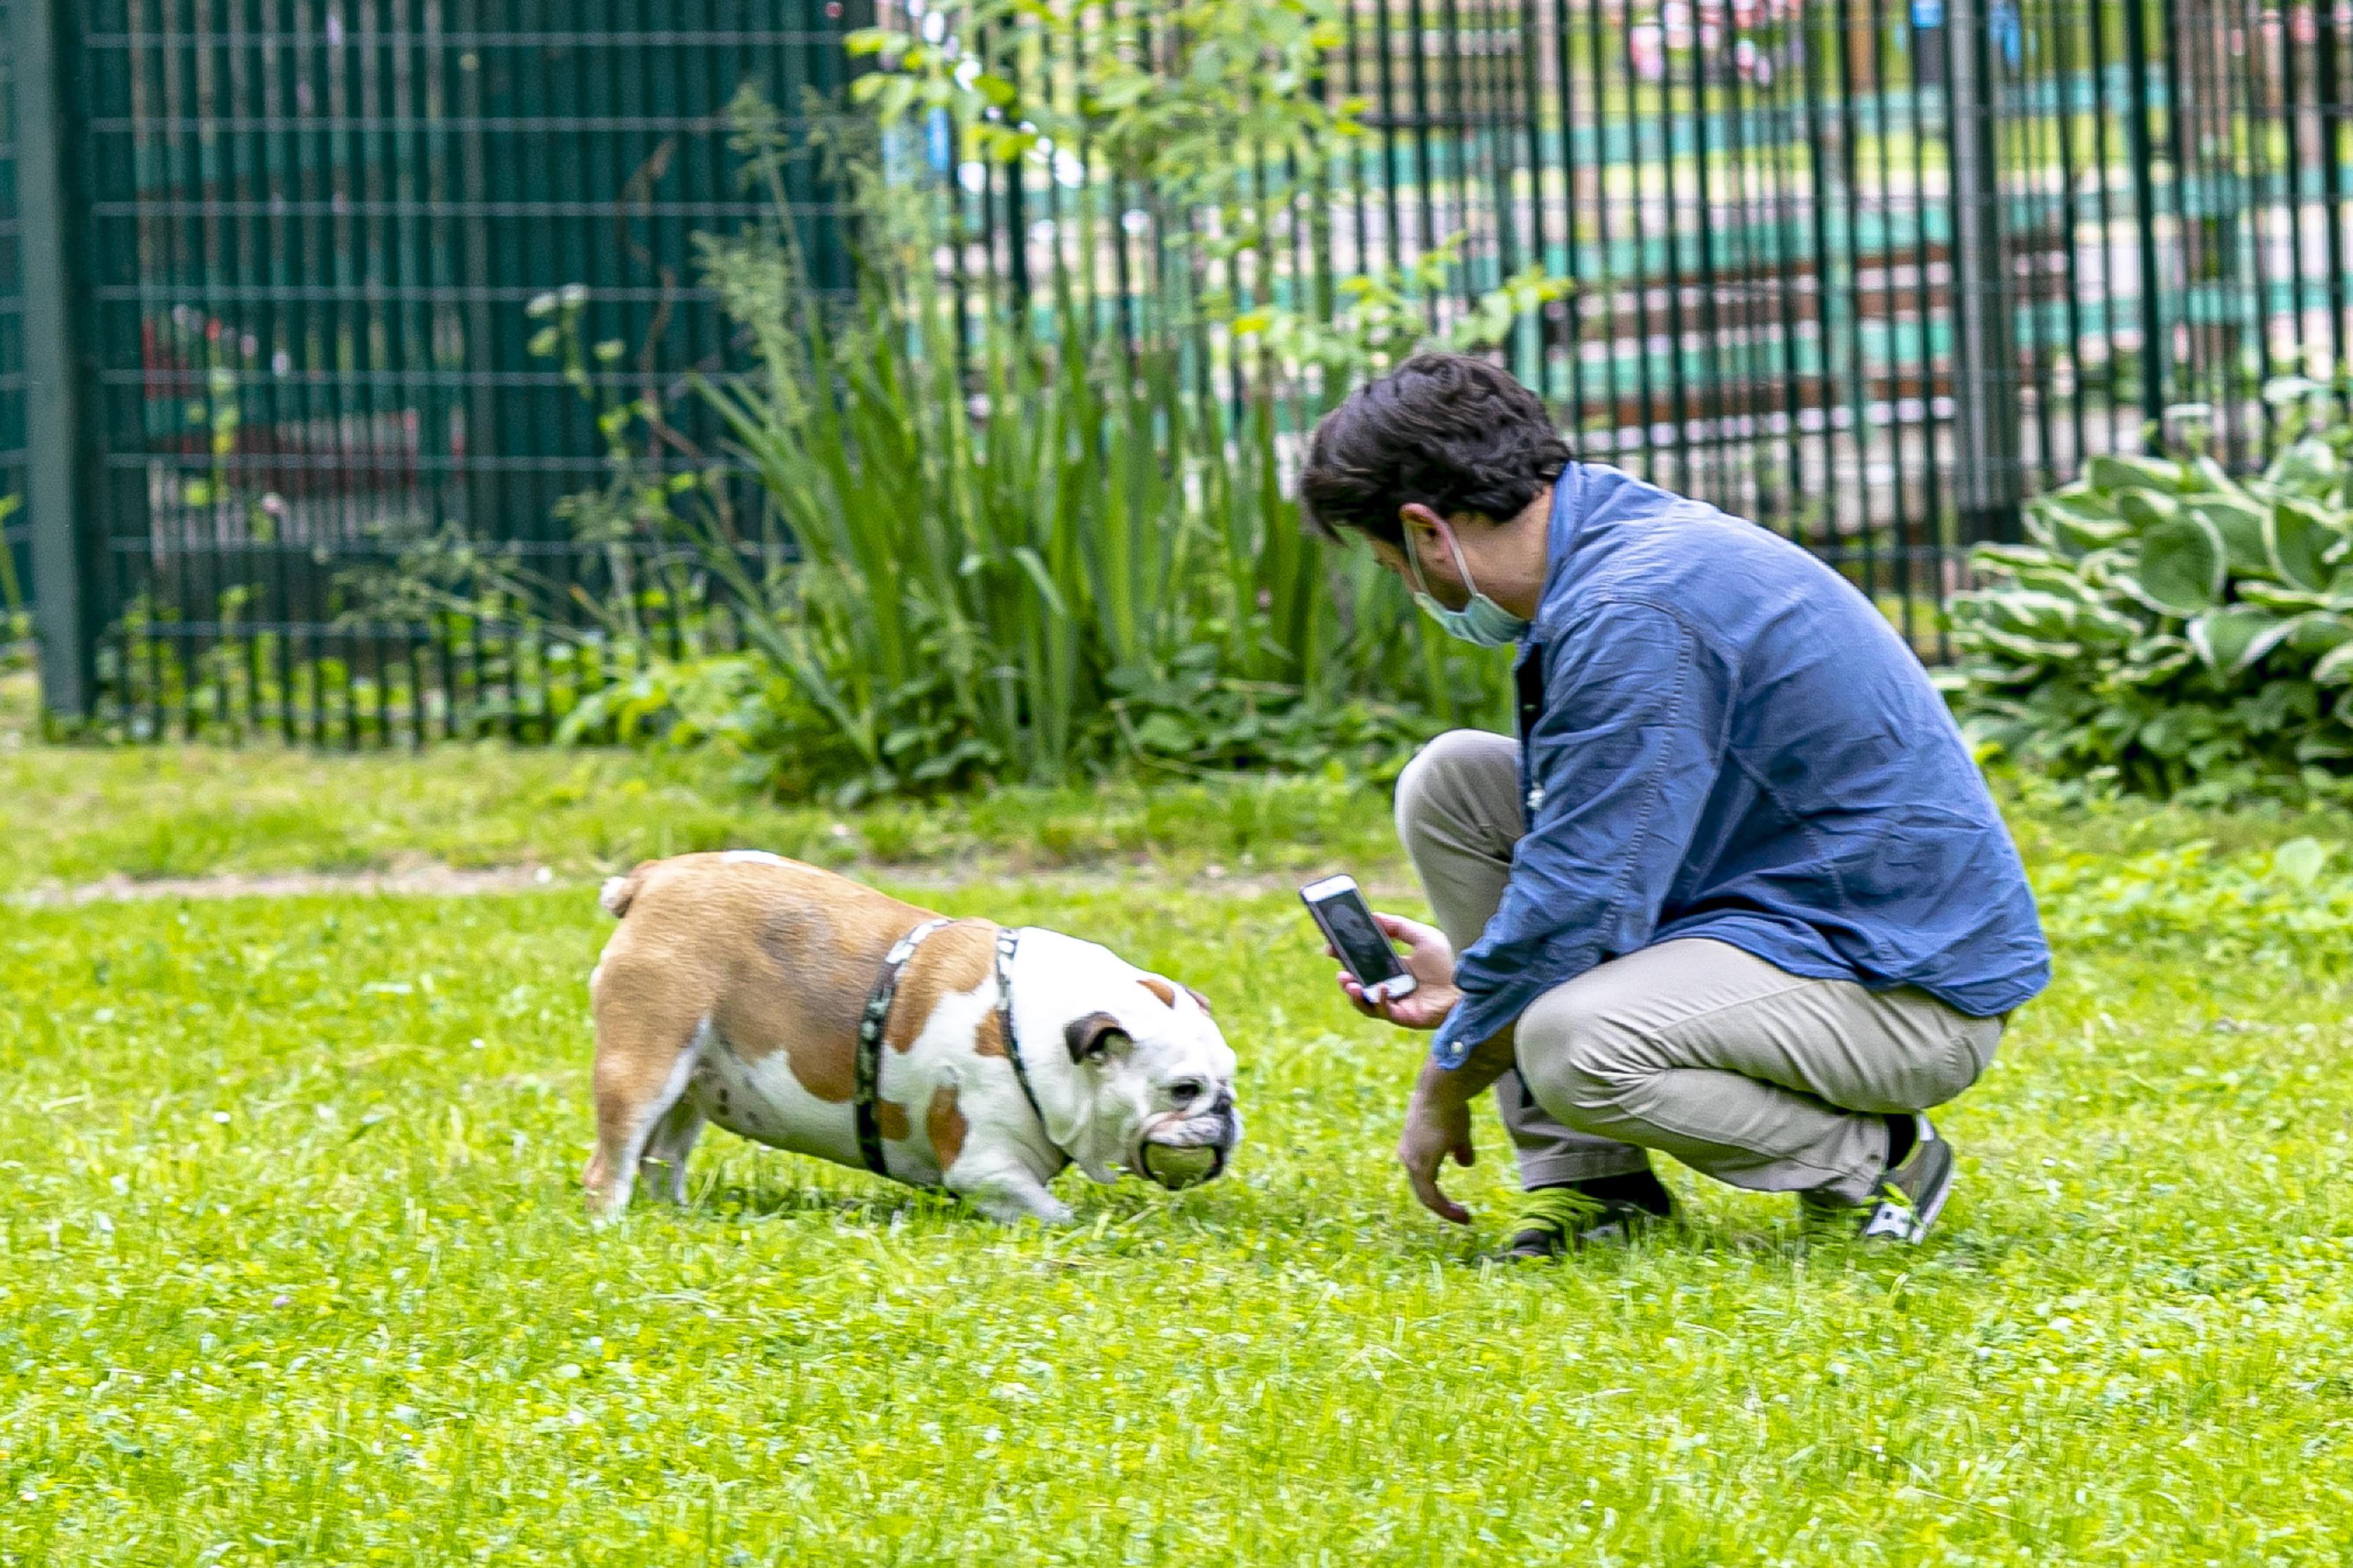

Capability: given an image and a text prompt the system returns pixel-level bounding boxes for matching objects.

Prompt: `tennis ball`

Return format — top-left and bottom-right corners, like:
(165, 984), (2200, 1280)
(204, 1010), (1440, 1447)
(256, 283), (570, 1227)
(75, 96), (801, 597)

(1139, 1141), (1223, 1190)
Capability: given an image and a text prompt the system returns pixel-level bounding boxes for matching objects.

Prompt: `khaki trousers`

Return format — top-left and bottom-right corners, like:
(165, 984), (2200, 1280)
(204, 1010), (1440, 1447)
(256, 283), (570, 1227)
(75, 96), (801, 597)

(1395, 730), (2003, 1205)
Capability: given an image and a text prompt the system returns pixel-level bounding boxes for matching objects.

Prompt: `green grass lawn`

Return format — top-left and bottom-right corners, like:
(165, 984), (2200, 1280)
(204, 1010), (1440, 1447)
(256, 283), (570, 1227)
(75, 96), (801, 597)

(7, 698), (2353, 1561)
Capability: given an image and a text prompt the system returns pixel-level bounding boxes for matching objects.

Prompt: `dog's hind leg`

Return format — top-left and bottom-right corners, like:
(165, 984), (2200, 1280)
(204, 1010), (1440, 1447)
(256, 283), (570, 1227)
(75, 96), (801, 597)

(586, 1004), (709, 1222)
(638, 1096), (706, 1207)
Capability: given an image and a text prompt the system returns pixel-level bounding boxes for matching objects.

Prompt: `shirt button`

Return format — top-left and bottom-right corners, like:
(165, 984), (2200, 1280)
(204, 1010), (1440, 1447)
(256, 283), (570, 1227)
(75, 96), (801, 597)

(1526, 785), (1546, 811)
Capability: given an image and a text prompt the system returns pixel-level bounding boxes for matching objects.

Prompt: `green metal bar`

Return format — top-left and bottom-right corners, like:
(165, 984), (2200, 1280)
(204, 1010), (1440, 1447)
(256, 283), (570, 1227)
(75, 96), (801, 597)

(12, 0), (100, 718)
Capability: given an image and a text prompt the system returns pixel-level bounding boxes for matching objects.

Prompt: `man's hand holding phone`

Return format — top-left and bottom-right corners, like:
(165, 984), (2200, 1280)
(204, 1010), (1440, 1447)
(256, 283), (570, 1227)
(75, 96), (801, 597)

(1330, 911), (1461, 1031)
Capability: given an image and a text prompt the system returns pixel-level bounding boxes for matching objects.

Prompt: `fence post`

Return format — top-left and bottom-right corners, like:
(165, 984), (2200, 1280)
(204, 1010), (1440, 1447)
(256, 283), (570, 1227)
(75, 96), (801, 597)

(2121, 0), (2167, 425)
(1945, 0), (2022, 546)
(10, 0), (97, 719)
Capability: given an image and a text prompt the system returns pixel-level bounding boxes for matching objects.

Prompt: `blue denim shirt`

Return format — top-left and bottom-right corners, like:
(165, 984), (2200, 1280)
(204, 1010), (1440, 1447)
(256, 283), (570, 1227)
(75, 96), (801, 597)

(1429, 464), (2051, 1067)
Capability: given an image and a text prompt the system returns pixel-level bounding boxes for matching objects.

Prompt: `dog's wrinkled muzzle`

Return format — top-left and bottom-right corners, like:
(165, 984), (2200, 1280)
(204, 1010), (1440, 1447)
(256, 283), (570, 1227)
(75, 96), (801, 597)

(1135, 1098), (1241, 1190)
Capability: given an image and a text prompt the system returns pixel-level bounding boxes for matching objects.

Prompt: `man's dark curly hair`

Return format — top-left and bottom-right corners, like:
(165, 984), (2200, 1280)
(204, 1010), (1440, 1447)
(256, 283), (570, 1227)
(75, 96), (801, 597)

(1299, 352), (1570, 548)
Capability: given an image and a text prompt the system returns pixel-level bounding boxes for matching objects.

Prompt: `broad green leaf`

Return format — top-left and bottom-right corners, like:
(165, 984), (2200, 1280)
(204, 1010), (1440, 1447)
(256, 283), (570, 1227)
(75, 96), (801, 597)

(2268, 497), (2342, 591)
(2115, 489), (2181, 535)
(2186, 494), (2271, 576)
(2185, 607), (2295, 676)
(1969, 543), (2067, 576)
(1986, 590), (2094, 642)
(2073, 602), (2148, 649)
(2287, 612), (2353, 657)
(2025, 489), (2128, 557)
(1970, 625), (2082, 664)
(2266, 436), (2342, 497)
(2117, 636), (2195, 686)
(2085, 452), (2186, 497)
(2236, 581), (2330, 614)
(2272, 836), (2333, 886)
(2185, 454), (2243, 496)
(2042, 480), (2121, 519)
(2316, 640), (2353, 686)
(2123, 513), (2226, 616)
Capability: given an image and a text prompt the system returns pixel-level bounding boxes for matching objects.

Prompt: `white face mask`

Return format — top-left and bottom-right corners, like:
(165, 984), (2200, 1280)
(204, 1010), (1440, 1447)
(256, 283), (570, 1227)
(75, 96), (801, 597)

(1403, 522), (1531, 648)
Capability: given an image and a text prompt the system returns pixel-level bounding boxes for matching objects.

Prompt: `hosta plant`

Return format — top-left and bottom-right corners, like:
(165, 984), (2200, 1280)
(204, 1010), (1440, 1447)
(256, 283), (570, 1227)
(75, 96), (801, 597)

(1944, 383), (2353, 800)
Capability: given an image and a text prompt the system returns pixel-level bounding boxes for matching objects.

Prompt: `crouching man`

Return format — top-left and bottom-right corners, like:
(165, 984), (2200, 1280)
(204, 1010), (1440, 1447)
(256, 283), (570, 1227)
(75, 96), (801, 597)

(1302, 353), (2049, 1255)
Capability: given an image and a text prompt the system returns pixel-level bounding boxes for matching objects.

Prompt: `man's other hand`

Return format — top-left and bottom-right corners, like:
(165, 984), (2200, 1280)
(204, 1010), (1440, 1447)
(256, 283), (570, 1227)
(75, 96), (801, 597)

(1397, 1058), (1477, 1224)
(1332, 911), (1462, 1031)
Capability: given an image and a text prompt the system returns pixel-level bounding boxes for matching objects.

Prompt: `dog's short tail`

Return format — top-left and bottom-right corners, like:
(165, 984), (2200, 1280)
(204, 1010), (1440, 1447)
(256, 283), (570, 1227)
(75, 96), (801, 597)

(599, 862), (655, 919)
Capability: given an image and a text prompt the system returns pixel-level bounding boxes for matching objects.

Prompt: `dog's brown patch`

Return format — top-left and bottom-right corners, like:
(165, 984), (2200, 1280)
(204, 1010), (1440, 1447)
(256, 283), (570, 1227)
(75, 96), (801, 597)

(927, 1084), (968, 1169)
(884, 920), (996, 1053)
(876, 1099), (911, 1143)
(592, 853), (947, 1112)
(972, 1009), (1007, 1058)
(1139, 976), (1178, 1008)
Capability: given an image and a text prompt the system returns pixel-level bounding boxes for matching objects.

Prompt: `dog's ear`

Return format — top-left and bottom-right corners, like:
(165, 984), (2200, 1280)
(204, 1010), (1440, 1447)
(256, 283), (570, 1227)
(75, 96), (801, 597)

(1064, 1010), (1131, 1066)
(1139, 975), (1215, 1017)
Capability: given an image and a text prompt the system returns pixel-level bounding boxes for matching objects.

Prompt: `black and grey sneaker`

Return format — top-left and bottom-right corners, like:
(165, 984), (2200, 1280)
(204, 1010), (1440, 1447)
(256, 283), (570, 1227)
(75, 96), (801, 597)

(1860, 1115), (1955, 1243)
(1798, 1115), (1956, 1244)
(1493, 1178), (1676, 1260)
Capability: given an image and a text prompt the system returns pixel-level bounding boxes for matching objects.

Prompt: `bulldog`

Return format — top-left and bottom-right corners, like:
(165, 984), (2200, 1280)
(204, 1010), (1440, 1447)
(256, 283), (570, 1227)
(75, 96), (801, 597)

(583, 851), (1241, 1224)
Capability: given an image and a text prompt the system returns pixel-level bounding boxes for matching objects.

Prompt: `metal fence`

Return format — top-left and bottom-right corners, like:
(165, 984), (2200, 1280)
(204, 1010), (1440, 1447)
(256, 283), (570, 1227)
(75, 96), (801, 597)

(0, 11), (28, 645)
(5, 0), (868, 739)
(5, 0), (2353, 737)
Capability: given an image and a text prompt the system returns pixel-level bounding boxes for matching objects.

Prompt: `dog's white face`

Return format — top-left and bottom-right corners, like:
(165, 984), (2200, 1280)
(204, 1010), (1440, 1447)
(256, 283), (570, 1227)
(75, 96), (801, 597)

(1014, 931), (1241, 1189)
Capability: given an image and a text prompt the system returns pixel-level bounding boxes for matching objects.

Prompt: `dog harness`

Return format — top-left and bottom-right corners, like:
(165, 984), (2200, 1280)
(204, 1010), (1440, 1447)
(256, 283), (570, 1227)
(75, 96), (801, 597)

(854, 919), (1058, 1180)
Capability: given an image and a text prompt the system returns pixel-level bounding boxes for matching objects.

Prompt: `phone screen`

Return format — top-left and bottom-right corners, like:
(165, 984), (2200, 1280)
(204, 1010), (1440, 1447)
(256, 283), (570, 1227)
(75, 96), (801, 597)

(1304, 880), (1407, 988)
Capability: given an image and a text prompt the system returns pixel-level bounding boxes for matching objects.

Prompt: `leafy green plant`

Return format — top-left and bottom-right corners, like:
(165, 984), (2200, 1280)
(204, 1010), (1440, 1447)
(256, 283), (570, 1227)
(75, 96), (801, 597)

(1944, 381), (2353, 802)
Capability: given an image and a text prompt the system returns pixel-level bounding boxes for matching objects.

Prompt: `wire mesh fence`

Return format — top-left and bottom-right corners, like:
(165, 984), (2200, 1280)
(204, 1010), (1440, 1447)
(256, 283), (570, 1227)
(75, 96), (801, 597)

(3, 0), (2352, 741)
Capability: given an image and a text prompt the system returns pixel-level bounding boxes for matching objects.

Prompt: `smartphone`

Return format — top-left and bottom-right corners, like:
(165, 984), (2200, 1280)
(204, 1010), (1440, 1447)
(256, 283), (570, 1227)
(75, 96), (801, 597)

(1301, 875), (1418, 1003)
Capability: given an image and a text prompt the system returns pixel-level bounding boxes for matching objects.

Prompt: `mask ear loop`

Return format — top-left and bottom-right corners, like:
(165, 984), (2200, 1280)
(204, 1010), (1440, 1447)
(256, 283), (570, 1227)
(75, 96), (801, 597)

(1404, 516), (1481, 607)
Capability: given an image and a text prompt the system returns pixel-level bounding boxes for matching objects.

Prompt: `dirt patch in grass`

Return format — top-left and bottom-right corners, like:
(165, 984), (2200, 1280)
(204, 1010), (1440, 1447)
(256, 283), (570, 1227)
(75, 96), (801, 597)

(8, 858), (1418, 906)
(8, 860), (564, 906)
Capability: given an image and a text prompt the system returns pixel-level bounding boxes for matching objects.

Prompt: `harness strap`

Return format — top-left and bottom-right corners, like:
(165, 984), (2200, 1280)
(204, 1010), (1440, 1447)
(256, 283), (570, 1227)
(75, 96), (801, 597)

(994, 926), (1055, 1151)
(854, 917), (952, 1178)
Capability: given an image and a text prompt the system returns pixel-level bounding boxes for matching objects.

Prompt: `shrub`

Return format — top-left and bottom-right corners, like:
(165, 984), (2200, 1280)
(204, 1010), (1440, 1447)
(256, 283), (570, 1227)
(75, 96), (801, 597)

(1943, 383), (2353, 803)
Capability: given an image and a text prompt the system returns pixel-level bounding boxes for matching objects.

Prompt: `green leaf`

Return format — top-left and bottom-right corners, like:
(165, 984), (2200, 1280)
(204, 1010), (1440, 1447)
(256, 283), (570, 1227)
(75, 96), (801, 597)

(2286, 612), (2353, 658)
(2123, 513), (2226, 617)
(2025, 490), (2128, 557)
(2117, 634), (2195, 686)
(2235, 581), (2330, 614)
(2317, 640), (2353, 686)
(2186, 494), (2271, 576)
(2115, 489), (2181, 535)
(1970, 543), (2066, 576)
(1983, 590), (2095, 642)
(2272, 837), (2332, 886)
(2268, 497), (2341, 592)
(2266, 436), (2342, 497)
(2185, 607), (2295, 676)
(1970, 625), (2082, 664)
(2085, 452), (2186, 497)
(1010, 547), (1072, 619)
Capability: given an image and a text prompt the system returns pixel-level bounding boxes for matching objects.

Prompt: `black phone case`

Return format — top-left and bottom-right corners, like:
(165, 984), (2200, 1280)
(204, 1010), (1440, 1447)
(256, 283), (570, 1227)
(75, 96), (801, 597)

(1303, 888), (1407, 987)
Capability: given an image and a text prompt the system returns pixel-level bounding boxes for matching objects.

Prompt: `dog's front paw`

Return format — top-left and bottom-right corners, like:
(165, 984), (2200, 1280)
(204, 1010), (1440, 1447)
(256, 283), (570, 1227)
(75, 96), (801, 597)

(956, 1181), (1073, 1226)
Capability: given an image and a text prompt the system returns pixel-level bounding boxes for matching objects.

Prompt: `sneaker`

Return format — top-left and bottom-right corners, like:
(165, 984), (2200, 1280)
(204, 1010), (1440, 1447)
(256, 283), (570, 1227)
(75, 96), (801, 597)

(1861, 1116), (1955, 1243)
(1492, 1183), (1673, 1260)
(1800, 1115), (1956, 1243)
